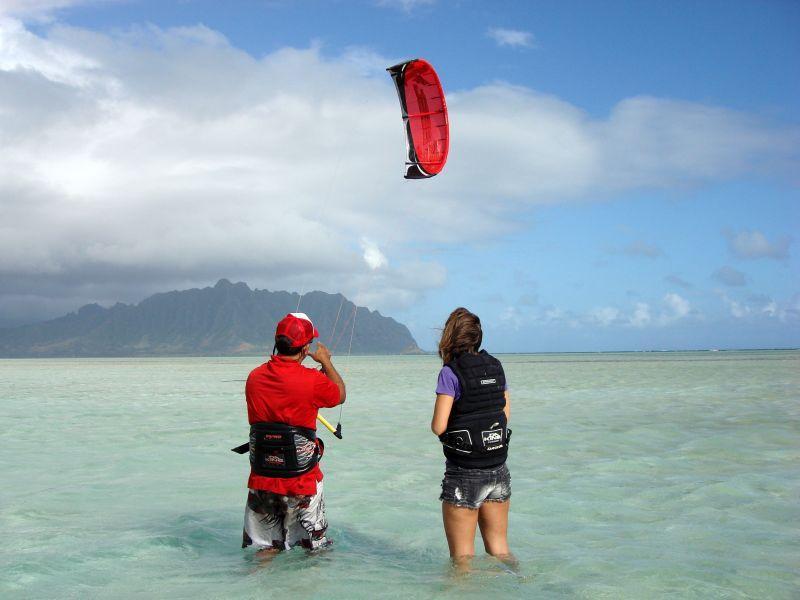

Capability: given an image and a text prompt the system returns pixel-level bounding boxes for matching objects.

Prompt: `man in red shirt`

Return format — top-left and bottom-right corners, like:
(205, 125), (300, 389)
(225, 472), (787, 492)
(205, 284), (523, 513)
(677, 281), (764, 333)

(242, 312), (345, 552)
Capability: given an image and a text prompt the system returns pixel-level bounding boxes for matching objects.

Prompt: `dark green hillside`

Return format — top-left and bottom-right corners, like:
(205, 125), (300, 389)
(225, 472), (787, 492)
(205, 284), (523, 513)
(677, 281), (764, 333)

(0, 279), (421, 357)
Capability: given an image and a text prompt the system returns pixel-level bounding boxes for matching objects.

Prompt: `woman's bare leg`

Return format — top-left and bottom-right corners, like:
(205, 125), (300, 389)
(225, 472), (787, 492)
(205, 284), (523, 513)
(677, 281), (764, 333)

(477, 499), (510, 557)
(442, 502), (479, 567)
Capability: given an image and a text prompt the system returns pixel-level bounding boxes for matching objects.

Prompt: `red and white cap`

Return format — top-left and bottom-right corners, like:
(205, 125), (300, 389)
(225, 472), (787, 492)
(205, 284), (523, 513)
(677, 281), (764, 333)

(275, 312), (319, 347)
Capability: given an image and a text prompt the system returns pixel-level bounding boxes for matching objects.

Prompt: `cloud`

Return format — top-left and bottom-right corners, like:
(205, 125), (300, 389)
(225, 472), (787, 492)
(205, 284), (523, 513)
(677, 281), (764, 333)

(0, 18), (797, 323)
(720, 292), (799, 322)
(350, 260), (446, 311)
(0, 0), (121, 20)
(589, 306), (621, 327)
(722, 295), (749, 318)
(724, 229), (791, 260)
(604, 239), (663, 258)
(499, 305), (522, 329)
(712, 265), (747, 287)
(0, 19), (442, 320)
(375, 0), (436, 12)
(630, 302), (652, 327)
(360, 237), (388, 270)
(594, 295), (688, 328)
(501, 294), (693, 331)
(448, 87), (798, 206)
(585, 295), (689, 328)
(487, 27), (535, 48)
(663, 292), (690, 320)
(664, 274), (692, 289)
(540, 306), (577, 327)
(623, 240), (663, 258)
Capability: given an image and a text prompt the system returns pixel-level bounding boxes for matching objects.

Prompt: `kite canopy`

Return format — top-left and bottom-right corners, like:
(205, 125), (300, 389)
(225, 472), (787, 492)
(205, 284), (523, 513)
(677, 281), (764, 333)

(386, 58), (449, 179)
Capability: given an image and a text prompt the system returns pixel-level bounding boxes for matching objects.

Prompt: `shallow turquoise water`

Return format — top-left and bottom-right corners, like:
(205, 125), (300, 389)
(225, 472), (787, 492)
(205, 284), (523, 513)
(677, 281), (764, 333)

(1, 351), (798, 599)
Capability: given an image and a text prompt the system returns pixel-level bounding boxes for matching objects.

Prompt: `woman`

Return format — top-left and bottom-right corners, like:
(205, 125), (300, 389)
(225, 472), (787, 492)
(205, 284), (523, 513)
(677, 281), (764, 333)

(431, 307), (513, 565)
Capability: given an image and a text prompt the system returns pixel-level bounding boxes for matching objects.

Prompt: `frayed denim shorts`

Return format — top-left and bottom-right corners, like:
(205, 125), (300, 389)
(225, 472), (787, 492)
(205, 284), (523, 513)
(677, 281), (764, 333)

(440, 461), (511, 509)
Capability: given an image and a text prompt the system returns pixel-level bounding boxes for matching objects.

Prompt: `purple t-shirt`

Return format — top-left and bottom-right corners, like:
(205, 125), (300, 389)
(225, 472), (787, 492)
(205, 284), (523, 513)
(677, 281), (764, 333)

(436, 365), (507, 401)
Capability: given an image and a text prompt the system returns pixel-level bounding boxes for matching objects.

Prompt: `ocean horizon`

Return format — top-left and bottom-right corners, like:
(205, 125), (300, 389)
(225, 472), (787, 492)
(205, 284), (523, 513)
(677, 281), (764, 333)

(2, 347), (799, 360)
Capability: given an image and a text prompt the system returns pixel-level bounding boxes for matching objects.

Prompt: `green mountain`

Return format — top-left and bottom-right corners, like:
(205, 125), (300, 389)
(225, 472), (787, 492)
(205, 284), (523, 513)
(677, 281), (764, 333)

(0, 279), (422, 357)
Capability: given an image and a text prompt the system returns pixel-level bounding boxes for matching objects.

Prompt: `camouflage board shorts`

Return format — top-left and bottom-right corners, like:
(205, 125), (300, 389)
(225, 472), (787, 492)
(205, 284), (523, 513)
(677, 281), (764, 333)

(242, 480), (329, 550)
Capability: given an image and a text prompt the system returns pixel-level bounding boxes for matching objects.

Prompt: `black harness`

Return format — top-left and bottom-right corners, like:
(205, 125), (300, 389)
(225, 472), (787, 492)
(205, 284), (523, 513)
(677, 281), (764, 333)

(231, 422), (323, 478)
(438, 350), (511, 469)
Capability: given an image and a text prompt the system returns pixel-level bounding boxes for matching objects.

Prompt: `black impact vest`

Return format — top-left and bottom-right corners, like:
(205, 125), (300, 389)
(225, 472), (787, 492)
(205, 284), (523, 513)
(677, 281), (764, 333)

(439, 350), (510, 469)
(233, 422), (322, 478)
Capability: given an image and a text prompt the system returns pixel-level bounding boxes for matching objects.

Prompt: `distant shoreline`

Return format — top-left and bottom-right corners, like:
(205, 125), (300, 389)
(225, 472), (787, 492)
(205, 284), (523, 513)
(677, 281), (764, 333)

(1, 348), (797, 360)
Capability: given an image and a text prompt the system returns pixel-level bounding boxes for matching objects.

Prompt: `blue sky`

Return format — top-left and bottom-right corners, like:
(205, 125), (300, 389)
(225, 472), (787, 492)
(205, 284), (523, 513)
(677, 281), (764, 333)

(1, 0), (798, 351)
(55, 0), (800, 114)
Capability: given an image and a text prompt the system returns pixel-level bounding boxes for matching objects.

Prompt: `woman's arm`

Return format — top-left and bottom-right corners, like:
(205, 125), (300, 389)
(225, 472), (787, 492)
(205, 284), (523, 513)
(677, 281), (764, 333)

(503, 390), (510, 422)
(431, 393), (455, 436)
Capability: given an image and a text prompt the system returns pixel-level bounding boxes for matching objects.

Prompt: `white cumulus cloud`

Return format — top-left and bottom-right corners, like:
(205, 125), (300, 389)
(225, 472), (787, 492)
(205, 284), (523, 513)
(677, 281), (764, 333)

(487, 27), (535, 48)
(0, 17), (797, 324)
(663, 293), (690, 321)
(360, 237), (388, 270)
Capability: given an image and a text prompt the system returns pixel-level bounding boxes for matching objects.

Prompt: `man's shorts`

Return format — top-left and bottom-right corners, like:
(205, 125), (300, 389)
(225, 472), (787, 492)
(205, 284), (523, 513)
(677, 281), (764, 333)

(440, 461), (511, 509)
(242, 481), (329, 551)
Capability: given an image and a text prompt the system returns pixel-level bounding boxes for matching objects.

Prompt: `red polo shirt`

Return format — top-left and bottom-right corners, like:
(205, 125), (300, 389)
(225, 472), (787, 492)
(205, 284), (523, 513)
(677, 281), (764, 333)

(245, 355), (341, 496)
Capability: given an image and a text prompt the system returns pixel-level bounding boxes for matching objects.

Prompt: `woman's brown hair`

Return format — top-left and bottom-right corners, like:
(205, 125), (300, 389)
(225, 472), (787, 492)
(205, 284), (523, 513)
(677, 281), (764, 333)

(438, 307), (483, 364)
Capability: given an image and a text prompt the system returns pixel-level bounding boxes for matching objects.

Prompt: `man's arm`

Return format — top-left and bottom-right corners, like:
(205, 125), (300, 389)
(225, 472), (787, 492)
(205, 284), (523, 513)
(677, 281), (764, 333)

(310, 342), (346, 405)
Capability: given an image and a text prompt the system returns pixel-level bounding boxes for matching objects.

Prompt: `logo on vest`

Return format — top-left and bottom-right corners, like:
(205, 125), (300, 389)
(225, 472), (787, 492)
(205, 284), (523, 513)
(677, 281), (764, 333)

(480, 378), (497, 385)
(265, 450), (286, 465)
(481, 428), (504, 451)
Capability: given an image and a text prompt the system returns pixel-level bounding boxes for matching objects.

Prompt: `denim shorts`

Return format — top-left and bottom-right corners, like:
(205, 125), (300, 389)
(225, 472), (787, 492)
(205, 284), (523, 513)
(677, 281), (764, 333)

(440, 461), (511, 509)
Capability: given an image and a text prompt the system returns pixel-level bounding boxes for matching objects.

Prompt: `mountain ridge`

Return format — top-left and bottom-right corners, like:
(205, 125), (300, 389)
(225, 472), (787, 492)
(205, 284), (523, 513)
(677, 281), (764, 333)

(0, 279), (422, 357)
